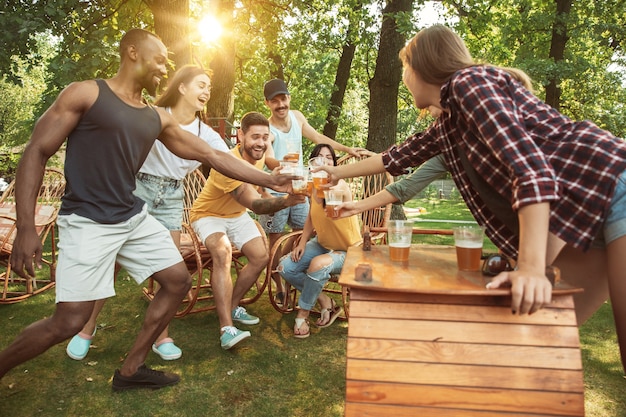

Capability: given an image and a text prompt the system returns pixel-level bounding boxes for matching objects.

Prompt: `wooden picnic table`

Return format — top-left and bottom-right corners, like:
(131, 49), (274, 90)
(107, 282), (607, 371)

(339, 244), (585, 417)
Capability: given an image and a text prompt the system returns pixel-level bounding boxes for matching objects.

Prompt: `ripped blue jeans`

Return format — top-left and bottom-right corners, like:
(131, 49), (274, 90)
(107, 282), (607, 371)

(278, 237), (346, 311)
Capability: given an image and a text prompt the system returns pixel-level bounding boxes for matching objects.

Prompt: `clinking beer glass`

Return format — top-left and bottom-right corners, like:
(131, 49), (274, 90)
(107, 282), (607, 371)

(309, 156), (329, 198)
(324, 189), (343, 218)
(291, 166), (309, 196)
(284, 138), (300, 163)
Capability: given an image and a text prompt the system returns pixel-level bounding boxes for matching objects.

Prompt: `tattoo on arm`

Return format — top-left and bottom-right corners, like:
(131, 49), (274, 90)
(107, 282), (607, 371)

(250, 196), (286, 215)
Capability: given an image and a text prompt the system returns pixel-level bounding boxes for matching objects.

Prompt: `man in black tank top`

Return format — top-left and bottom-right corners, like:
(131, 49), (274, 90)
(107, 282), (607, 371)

(0, 29), (296, 391)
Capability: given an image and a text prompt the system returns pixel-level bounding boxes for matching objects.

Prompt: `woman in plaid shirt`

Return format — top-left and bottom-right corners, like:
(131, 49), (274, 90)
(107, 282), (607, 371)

(319, 25), (626, 373)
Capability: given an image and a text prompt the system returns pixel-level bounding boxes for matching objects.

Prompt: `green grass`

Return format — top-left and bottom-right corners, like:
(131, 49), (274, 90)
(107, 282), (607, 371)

(0, 278), (349, 417)
(403, 197), (498, 252)
(1, 197), (625, 416)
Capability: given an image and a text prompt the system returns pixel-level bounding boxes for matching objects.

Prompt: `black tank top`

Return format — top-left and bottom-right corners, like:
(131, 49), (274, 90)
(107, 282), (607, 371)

(60, 79), (161, 223)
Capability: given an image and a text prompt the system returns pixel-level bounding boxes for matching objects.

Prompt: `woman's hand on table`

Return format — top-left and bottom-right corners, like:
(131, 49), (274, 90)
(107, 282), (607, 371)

(486, 267), (553, 315)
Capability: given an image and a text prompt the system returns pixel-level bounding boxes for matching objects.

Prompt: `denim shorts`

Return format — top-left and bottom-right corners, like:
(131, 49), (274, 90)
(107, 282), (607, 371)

(134, 173), (184, 231)
(259, 192), (309, 234)
(603, 169), (626, 244)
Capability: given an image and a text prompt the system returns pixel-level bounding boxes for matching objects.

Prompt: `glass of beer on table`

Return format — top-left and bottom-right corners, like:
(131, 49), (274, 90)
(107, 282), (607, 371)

(387, 220), (413, 262)
(452, 224), (485, 271)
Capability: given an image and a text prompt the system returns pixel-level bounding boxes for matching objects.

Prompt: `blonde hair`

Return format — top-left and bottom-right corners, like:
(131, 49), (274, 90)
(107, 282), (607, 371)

(400, 25), (533, 92)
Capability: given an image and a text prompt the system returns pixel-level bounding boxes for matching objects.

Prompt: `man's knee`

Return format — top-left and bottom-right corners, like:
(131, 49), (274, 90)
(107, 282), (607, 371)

(250, 250), (269, 269)
(53, 303), (95, 337)
(207, 240), (232, 266)
(154, 263), (191, 294)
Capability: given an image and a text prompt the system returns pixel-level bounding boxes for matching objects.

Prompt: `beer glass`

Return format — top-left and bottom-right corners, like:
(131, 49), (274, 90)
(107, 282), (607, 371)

(387, 220), (413, 262)
(324, 189), (343, 218)
(452, 225), (485, 271)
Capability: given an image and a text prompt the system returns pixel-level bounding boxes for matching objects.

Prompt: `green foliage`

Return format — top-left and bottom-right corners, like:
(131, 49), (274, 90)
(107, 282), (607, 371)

(1, 0), (625, 156)
(0, 31), (51, 177)
(442, 0), (626, 136)
(1, 0), (152, 117)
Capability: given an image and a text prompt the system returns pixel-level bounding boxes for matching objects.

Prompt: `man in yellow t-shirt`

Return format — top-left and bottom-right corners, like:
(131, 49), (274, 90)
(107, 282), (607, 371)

(190, 112), (305, 349)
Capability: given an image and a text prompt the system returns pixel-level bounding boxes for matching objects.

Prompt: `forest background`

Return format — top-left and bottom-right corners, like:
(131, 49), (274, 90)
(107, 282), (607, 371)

(0, 0), (625, 180)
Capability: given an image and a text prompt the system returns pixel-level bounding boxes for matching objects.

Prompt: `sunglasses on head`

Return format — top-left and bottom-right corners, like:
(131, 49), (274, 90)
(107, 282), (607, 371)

(481, 254), (560, 285)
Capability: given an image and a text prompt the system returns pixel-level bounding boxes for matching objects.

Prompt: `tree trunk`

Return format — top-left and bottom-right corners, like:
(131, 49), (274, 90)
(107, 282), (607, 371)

(149, 0), (191, 70)
(544, 0), (572, 111)
(324, 1), (367, 139)
(206, 0), (236, 122)
(366, 0), (413, 153)
(323, 41), (356, 140)
(268, 52), (285, 81)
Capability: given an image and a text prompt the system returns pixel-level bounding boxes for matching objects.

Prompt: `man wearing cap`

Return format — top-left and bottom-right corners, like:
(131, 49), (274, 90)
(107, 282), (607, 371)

(260, 79), (369, 301)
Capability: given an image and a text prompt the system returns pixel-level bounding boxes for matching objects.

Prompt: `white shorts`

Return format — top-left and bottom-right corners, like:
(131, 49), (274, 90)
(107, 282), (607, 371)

(55, 205), (183, 302)
(191, 213), (261, 251)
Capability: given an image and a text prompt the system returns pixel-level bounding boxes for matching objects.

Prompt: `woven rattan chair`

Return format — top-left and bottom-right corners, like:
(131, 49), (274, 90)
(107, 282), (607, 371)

(142, 169), (268, 317)
(0, 167), (65, 303)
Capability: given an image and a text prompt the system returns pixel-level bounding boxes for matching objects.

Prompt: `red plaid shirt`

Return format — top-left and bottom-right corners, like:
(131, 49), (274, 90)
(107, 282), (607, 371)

(382, 66), (626, 257)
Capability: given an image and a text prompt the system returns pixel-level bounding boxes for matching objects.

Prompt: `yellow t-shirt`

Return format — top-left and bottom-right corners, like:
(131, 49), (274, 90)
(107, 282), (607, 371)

(189, 146), (265, 222)
(310, 196), (361, 251)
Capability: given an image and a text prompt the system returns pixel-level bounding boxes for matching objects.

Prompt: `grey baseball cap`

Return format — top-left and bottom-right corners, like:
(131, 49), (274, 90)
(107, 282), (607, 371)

(264, 79), (290, 100)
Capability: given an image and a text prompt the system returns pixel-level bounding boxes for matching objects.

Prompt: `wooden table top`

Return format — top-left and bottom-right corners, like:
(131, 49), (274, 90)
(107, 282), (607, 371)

(339, 244), (581, 297)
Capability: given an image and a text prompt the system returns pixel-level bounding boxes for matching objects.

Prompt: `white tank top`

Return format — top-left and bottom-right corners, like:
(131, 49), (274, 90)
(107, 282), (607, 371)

(269, 111), (303, 164)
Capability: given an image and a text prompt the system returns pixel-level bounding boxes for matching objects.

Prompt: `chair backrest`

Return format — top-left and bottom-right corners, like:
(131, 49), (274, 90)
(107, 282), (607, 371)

(337, 154), (393, 241)
(0, 167), (65, 243)
(0, 167), (66, 208)
(182, 169), (207, 226)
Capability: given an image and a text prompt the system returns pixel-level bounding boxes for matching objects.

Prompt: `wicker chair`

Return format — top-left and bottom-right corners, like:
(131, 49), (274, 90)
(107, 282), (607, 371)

(142, 169), (268, 317)
(0, 167), (65, 303)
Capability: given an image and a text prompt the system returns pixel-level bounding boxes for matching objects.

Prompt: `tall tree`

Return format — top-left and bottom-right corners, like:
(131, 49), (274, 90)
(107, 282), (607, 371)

(204, 0), (236, 122)
(544, 0), (572, 110)
(366, 0), (413, 153)
(146, 0), (192, 70)
(321, 1), (367, 139)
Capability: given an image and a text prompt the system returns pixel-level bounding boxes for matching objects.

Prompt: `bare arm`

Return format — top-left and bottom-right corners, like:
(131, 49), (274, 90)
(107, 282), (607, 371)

(229, 183), (306, 215)
(314, 153), (386, 186)
(291, 214), (315, 262)
(487, 202), (552, 314)
(295, 110), (368, 157)
(157, 109), (294, 192)
(265, 156), (280, 170)
(336, 190), (398, 219)
(12, 81), (97, 277)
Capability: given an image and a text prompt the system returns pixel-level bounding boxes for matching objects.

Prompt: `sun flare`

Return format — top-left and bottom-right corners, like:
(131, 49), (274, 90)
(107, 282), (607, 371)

(197, 15), (223, 43)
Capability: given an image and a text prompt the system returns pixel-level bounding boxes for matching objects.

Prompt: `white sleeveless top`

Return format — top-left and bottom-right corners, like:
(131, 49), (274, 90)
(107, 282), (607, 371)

(269, 111), (303, 164)
(139, 108), (230, 180)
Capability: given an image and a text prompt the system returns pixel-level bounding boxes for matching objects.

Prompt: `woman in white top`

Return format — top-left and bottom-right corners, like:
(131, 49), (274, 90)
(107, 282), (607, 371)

(66, 65), (228, 361)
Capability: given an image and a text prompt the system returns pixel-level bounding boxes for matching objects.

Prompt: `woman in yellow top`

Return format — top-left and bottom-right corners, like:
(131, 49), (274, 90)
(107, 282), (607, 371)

(278, 144), (362, 338)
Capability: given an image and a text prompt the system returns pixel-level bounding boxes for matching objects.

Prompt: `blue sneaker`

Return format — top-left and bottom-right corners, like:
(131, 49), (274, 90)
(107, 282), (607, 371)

(66, 329), (96, 361)
(231, 306), (259, 325)
(152, 338), (182, 360)
(220, 326), (250, 350)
